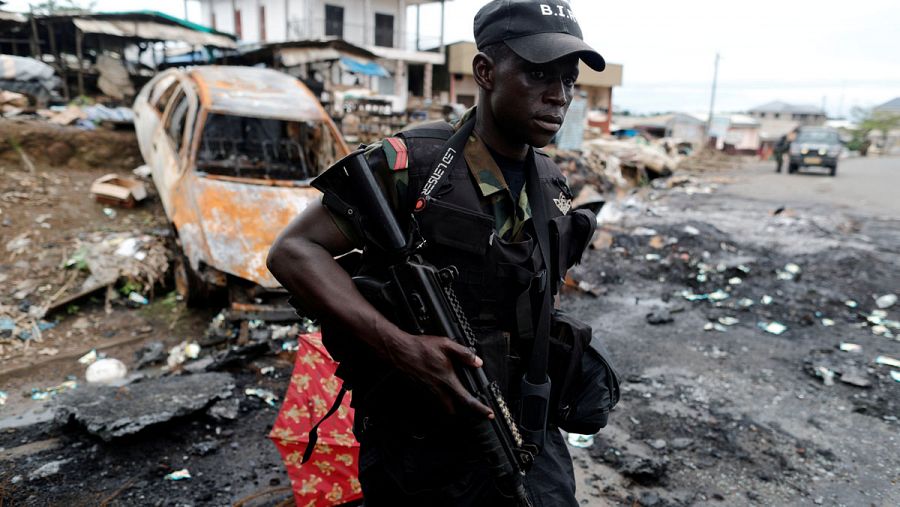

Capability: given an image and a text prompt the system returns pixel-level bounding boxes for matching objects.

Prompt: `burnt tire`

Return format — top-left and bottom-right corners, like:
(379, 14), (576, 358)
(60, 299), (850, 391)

(829, 165), (837, 176)
(174, 254), (216, 308)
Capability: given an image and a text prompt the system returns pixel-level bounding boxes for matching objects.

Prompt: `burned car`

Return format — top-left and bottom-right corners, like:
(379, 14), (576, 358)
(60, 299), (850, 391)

(133, 66), (349, 305)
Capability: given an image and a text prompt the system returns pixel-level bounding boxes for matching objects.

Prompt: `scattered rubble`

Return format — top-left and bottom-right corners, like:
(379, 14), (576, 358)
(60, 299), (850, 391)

(89, 174), (147, 208)
(54, 372), (236, 441)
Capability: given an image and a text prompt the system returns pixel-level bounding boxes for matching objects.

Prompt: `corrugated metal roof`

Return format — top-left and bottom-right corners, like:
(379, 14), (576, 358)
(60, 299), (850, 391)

(874, 97), (900, 112)
(748, 101), (824, 115)
(191, 66), (327, 122)
(73, 18), (236, 48)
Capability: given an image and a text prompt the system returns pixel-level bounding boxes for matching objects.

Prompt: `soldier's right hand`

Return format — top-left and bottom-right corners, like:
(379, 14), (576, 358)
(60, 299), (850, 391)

(383, 331), (495, 420)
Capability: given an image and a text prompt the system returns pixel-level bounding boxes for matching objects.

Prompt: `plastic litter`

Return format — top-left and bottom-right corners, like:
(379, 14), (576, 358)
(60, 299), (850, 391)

(167, 341), (201, 368)
(821, 318), (835, 327)
(728, 277), (742, 285)
(164, 469), (191, 481)
(31, 380), (77, 400)
(102, 207), (117, 219)
(718, 316), (740, 326)
(738, 298), (755, 308)
(814, 366), (835, 386)
(844, 300), (858, 308)
(761, 295), (774, 305)
(245, 388), (278, 407)
(645, 253), (661, 261)
(704, 322), (728, 332)
(839, 343), (862, 353)
(78, 349), (99, 365)
(875, 355), (900, 368)
(633, 227), (658, 236)
(777, 263), (801, 281)
(85, 358), (128, 384)
(0, 390), (7, 406)
(567, 433), (595, 448)
(875, 293), (897, 309)
(683, 225), (700, 236)
(758, 321), (787, 335)
(890, 371), (900, 383)
(128, 292), (149, 305)
(871, 325), (892, 338)
(708, 290), (729, 302)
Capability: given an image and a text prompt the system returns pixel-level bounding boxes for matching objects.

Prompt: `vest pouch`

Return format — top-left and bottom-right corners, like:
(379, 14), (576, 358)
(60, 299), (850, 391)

(417, 198), (494, 256)
(549, 209), (596, 293)
(548, 310), (620, 434)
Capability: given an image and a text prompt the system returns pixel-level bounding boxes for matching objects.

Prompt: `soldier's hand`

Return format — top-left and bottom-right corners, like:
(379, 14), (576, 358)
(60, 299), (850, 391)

(386, 332), (494, 419)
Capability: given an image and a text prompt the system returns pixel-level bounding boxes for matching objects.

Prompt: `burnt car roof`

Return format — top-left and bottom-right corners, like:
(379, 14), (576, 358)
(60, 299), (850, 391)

(189, 65), (329, 122)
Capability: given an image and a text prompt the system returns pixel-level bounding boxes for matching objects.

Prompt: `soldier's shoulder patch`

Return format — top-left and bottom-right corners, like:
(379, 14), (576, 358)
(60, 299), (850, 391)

(382, 137), (409, 171)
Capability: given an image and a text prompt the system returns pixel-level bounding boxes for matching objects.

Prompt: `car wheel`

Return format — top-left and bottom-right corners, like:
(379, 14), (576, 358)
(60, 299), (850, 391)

(829, 165), (837, 176)
(788, 163), (798, 174)
(174, 254), (216, 307)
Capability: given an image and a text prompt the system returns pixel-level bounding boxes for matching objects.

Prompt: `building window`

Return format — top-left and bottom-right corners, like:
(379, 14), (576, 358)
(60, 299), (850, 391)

(375, 13), (394, 47)
(234, 9), (242, 39)
(259, 5), (266, 41)
(325, 4), (344, 38)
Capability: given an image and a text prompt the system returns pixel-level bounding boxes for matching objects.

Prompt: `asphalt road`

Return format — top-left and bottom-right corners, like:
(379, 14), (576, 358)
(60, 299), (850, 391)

(722, 155), (900, 217)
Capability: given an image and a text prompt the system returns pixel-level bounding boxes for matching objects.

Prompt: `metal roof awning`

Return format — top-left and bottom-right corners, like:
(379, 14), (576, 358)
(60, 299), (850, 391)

(338, 56), (390, 78)
(72, 18), (236, 48)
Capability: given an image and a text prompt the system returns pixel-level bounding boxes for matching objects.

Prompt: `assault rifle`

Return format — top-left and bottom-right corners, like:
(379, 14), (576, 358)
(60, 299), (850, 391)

(333, 150), (535, 506)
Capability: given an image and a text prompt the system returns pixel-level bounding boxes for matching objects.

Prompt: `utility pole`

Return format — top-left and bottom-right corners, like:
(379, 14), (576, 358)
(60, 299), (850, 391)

(706, 52), (720, 146)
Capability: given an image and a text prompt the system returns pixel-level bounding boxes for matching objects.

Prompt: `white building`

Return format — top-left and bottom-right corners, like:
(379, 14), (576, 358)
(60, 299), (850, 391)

(197, 0), (445, 109)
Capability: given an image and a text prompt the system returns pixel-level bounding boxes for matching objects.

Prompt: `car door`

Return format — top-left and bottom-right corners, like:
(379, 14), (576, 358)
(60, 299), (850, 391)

(152, 78), (199, 216)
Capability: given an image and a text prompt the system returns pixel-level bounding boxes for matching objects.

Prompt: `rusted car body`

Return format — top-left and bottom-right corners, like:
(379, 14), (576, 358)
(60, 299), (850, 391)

(133, 66), (349, 303)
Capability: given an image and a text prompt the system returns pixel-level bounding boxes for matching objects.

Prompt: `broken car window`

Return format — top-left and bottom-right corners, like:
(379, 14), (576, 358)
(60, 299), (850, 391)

(165, 92), (190, 153)
(196, 114), (342, 181)
(150, 75), (178, 115)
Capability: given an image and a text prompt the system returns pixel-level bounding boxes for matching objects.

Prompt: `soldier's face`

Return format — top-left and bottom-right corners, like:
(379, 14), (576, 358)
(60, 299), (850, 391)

(489, 53), (579, 148)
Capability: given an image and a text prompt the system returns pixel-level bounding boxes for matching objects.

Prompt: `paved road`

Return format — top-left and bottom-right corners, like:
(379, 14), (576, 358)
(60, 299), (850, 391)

(721, 155), (900, 217)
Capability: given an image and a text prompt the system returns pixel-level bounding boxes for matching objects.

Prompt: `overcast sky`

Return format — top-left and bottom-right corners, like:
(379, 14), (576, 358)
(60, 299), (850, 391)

(7, 0), (899, 116)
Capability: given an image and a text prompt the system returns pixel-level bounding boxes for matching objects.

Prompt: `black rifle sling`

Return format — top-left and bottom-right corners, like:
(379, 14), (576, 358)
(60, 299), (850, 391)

(518, 148), (553, 452)
(413, 117), (476, 212)
(524, 149), (553, 382)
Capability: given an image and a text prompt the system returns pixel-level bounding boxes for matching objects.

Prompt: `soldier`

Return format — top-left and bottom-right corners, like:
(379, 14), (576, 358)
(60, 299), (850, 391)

(268, 1), (611, 504)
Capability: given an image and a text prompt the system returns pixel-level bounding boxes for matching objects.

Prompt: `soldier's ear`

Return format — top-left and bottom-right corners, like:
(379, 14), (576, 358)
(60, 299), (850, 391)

(473, 52), (494, 92)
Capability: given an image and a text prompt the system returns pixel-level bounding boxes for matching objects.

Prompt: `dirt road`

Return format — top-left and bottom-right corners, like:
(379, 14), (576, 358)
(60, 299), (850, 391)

(567, 166), (900, 506)
(722, 155), (900, 217)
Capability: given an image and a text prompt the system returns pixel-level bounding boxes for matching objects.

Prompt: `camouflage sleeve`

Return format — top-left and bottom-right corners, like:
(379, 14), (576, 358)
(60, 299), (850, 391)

(318, 137), (412, 249)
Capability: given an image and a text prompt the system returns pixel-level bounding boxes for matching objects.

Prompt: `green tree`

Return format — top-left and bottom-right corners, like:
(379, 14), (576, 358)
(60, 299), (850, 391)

(850, 106), (900, 154)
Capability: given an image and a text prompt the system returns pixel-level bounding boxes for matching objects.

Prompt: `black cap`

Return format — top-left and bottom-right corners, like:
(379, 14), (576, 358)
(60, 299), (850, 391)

(474, 0), (605, 71)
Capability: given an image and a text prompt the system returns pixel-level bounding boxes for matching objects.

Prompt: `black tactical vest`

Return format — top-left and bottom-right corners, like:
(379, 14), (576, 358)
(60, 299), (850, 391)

(315, 121), (593, 431)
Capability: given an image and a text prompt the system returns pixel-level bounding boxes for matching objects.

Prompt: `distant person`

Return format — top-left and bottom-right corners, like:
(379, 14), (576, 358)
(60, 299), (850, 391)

(773, 134), (789, 173)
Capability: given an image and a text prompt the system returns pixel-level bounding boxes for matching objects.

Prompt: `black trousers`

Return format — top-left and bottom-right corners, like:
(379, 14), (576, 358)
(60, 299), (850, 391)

(357, 425), (577, 507)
